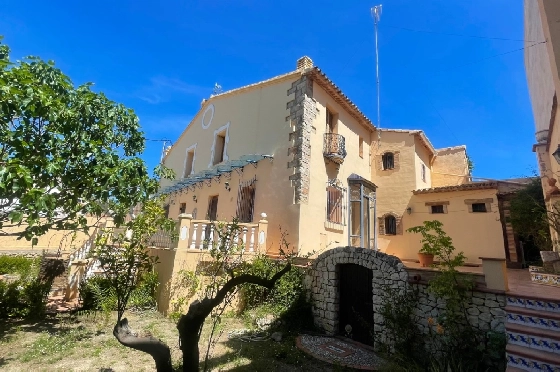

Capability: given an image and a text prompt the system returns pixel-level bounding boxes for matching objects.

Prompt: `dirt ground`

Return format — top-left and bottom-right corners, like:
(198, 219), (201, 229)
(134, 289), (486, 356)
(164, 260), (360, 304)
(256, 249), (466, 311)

(0, 310), (346, 372)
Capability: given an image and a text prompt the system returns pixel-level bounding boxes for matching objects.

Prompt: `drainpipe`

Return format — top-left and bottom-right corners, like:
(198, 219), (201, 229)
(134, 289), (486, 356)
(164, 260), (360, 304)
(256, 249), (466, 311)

(373, 193), (378, 251)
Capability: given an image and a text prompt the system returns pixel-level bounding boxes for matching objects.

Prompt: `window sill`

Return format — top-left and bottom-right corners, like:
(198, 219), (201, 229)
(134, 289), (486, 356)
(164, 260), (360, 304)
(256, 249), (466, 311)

(325, 221), (344, 232)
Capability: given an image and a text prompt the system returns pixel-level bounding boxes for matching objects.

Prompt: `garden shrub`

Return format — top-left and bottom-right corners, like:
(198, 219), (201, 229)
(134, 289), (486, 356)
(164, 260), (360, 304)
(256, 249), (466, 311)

(377, 221), (507, 371)
(240, 254), (313, 331)
(79, 271), (160, 312)
(0, 255), (41, 278)
(0, 278), (50, 319)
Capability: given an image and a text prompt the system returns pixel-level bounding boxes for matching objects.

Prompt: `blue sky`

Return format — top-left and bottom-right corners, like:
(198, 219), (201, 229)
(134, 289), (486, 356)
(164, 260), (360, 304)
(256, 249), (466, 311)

(1, 0), (538, 179)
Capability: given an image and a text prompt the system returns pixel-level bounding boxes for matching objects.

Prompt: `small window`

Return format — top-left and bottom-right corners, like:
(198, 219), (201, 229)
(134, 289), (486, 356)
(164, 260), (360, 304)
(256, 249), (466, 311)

(382, 152), (394, 170)
(385, 215), (397, 235)
(431, 205), (444, 214)
(179, 203), (186, 214)
(213, 133), (226, 165)
(359, 137), (364, 158)
(472, 203), (487, 213)
(421, 164), (426, 182)
(184, 149), (195, 178)
(163, 204), (170, 218)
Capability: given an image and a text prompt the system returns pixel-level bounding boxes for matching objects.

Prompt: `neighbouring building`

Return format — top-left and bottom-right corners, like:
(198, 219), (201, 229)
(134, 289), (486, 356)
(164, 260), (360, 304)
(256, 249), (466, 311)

(525, 0), (560, 248)
(159, 56), (513, 265)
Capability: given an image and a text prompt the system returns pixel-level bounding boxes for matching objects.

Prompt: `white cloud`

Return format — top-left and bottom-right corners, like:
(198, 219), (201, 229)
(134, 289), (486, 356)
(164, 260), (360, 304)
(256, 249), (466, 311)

(136, 76), (211, 104)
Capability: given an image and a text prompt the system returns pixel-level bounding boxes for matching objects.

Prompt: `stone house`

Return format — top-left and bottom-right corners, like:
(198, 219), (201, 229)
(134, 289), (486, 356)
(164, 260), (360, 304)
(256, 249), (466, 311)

(159, 56), (510, 265)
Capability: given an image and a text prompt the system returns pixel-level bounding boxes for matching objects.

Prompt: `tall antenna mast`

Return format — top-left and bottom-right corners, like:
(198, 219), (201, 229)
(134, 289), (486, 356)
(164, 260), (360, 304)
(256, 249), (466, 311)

(371, 4), (382, 140)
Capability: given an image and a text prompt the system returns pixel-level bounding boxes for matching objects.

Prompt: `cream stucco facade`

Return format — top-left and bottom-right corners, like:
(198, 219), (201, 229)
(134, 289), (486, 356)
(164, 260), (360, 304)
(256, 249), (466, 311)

(525, 0), (560, 249)
(158, 56), (507, 265)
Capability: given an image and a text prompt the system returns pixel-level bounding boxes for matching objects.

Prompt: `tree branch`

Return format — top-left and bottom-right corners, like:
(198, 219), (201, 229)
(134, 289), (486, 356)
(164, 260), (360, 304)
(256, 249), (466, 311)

(113, 318), (172, 372)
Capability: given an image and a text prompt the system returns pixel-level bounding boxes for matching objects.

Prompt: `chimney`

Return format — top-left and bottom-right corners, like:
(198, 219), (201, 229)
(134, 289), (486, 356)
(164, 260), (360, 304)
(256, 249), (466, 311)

(296, 56), (313, 70)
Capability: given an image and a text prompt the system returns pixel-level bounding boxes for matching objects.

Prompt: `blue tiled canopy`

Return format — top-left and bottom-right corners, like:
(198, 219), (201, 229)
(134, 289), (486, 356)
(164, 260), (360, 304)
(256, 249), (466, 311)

(159, 154), (273, 195)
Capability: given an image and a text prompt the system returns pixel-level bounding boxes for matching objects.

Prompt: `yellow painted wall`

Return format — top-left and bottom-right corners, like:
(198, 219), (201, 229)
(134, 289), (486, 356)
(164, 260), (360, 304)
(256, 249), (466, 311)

(165, 159), (299, 255)
(372, 131), (417, 218)
(432, 147), (469, 187)
(162, 74), (301, 252)
(162, 74), (299, 188)
(0, 216), (101, 253)
(379, 188), (505, 264)
(296, 82), (373, 257)
(414, 136), (433, 189)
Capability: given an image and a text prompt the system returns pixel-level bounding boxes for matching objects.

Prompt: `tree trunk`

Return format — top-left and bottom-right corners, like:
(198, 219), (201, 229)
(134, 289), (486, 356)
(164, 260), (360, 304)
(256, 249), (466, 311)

(177, 262), (292, 371)
(113, 318), (173, 372)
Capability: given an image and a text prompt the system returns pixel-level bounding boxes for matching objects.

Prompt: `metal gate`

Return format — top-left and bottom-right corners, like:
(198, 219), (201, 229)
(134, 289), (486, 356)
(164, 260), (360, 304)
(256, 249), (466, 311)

(338, 263), (374, 346)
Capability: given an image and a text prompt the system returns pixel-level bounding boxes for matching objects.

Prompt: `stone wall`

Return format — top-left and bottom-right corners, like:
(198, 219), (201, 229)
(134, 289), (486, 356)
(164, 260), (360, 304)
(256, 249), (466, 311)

(287, 75), (315, 204)
(412, 282), (506, 335)
(306, 246), (506, 349)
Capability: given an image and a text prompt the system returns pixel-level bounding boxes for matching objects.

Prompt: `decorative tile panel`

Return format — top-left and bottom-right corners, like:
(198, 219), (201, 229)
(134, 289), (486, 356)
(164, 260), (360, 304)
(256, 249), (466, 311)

(507, 331), (560, 355)
(531, 271), (560, 287)
(507, 297), (560, 313)
(507, 353), (560, 372)
(507, 313), (560, 331)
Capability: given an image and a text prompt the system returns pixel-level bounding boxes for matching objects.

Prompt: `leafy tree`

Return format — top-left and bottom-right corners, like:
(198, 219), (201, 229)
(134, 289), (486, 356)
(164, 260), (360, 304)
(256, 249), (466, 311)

(0, 37), (169, 243)
(509, 177), (553, 254)
(95, 209), (292, 372)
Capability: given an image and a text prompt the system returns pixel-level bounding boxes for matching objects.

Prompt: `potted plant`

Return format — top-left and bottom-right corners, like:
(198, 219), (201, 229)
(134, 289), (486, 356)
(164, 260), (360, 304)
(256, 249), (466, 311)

(408, 221), (449, 268)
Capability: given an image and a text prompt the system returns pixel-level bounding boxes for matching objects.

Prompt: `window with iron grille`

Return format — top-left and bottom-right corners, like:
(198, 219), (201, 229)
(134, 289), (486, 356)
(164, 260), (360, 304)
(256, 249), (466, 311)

(236, 178), (256, 223)
(327, 186), (343, 224)
(431, 205), (444, 214)
(472, 203), (487, 213)
(382, 152), (394, 170)
(385, 215), (397, 235)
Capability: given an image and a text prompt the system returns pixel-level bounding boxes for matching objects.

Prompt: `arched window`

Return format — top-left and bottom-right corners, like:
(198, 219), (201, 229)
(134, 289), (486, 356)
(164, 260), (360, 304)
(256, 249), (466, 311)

(385, 215), (397, 235)
(382, 152), (394, 170)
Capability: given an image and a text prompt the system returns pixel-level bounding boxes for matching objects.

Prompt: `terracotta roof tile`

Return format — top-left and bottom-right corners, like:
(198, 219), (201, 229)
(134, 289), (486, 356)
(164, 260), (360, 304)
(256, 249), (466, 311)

(413, 182), (498, 195)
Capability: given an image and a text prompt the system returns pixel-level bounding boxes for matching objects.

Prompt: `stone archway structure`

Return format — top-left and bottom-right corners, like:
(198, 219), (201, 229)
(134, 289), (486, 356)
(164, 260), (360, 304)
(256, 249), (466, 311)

(308, 246), (409, 344)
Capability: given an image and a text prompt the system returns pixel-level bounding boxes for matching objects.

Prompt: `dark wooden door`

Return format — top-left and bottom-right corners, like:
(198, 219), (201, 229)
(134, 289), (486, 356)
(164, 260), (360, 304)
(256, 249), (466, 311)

(338, 263), (374, 346)
(207, 196), (219, 220)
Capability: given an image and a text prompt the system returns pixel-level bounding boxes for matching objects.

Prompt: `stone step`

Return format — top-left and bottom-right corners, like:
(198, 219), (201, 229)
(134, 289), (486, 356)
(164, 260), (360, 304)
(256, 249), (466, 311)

(506, 344), (560, 371)
(507, 296), (560, 314)
(507, 323), (560, 355)
(506, 306), (560, 332)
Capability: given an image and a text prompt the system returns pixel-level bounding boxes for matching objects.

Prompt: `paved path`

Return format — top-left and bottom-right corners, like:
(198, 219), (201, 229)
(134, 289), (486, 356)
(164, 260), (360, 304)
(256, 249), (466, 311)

(296, 334), (385, 370)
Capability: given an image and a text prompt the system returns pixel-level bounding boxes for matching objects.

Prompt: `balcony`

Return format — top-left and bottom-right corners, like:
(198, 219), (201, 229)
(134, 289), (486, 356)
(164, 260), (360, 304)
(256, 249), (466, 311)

(323, 133), (347, 164)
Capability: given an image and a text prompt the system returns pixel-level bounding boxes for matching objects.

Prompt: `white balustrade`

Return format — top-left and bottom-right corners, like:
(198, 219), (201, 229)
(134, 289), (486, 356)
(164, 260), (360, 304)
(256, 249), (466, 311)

(199, 224), (206, 250)
(249, 227), (255, 252)
(190, 223), (198, 249)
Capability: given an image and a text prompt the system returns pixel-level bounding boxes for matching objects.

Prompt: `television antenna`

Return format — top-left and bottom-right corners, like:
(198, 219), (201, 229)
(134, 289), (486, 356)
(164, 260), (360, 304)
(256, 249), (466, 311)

(371, 4), (382, 143)
(212, 83), (223, 95)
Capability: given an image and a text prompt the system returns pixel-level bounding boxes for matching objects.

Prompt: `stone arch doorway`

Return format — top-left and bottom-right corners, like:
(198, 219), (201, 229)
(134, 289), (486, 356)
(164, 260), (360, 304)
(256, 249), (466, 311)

(339, 263), (374, 345)
(308, 247), (408, 348)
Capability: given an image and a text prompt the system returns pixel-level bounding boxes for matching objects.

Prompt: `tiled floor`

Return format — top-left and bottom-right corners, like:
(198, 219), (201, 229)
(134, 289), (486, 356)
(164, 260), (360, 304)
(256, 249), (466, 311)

(507, 269), (560, 301)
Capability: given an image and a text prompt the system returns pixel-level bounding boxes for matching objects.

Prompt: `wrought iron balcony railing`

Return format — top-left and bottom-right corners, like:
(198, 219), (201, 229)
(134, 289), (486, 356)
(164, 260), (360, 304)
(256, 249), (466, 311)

(323, 133), (347, 164)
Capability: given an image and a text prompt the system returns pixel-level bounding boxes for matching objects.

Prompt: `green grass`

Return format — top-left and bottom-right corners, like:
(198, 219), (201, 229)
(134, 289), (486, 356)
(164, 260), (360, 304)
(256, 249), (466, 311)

(19, 326), (92, 363)
(0, 255), (41, 278)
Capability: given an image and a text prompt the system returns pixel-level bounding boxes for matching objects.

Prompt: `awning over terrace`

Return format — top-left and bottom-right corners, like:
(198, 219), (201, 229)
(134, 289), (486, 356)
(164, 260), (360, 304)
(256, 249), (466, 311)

(158, 154), (273, 195)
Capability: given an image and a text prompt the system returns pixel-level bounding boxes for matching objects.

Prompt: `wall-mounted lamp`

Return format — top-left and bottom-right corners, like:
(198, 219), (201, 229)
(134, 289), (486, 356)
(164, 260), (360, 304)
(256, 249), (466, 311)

(406, 207), (412, 215)
(225, 181), (231, 191)
(553, 145), (560, 165)
(192, 195), (197, 203)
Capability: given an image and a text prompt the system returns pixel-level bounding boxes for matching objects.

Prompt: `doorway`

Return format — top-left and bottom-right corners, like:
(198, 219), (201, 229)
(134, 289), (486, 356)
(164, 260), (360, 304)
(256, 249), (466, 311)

(204, 196), (219, 248)
(338, 263), (374, 346)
